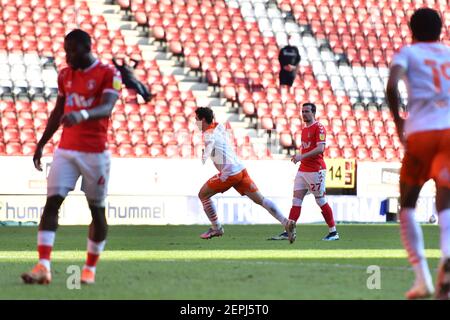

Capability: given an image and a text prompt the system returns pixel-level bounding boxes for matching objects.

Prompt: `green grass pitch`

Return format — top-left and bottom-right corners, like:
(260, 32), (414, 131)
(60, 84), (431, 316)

(0, 224), (441, 300)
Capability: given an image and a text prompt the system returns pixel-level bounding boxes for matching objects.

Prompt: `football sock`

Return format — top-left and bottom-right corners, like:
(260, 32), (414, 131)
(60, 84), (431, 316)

(289, 206), (301, 222)
(320, 203), (336, 229)
(262, 198), (288, 225)
(37, 230), (55, 271)
(400, 208), (432, 284)
(201, 198), (221, 229)
(84, 239), (106, 273)
(438, 209), (450, 259)
(289, 198), (302, 222)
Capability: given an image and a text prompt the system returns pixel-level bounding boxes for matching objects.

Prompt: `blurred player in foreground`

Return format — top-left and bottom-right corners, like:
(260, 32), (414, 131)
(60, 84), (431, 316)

(21, 29), (121, 285)
(195, 107), (296, 242)
(386, 8), (450, 300)
(269, 103), (339, 241)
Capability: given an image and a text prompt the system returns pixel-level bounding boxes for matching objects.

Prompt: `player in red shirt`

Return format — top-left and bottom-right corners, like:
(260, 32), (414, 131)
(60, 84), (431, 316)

(21, 29), (121, 285)
(269, 103), (339, 241)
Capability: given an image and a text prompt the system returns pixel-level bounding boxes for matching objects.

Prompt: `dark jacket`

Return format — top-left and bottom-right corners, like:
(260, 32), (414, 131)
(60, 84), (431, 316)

(278, 45), (301, 87)
(278, 45), (301, 67)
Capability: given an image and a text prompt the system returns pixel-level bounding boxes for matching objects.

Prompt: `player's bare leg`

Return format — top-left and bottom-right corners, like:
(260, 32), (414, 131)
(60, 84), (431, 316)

(21, 195), (64, 285)
(435, 186), (450, 300)
(198, 184), (223, 239)
(246, 190), (296, 244)
(400, 182), (434, 299)
(81, 202), (108, 284)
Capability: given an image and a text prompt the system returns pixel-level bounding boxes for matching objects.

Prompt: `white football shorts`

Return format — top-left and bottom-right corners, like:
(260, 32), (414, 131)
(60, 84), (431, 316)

(47, 148), (111, 201)
(293, 169), (327, 197)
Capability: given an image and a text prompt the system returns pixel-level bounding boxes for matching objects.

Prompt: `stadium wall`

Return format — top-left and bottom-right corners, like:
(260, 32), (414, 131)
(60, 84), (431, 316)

(0, 157), (436, 225)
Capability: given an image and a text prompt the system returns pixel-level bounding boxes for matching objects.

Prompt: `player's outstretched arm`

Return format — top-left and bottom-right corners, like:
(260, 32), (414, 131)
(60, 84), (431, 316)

(61, 92), (119, 127)
(33, 95), (65, 171)
(386, 65), (407, 144)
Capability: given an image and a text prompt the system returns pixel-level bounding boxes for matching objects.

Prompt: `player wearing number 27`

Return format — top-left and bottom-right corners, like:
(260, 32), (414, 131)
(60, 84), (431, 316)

(270, 103), (339, 241)
(386, 8), (450, 300)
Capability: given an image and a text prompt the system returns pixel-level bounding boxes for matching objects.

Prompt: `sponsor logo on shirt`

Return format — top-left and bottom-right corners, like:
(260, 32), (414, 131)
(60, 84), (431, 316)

(66, 93), (95, 108)
(302, 142), (311, 149)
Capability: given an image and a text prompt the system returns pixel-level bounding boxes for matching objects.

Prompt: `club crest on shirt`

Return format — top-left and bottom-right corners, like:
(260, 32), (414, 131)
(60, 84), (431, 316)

(87, 79), (96, 91)
(319, 133), (325, 141)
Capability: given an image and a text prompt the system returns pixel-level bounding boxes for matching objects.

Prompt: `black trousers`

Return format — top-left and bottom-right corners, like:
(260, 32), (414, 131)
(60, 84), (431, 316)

(279, 70), (297, 87)
(124, 79), (152, 102)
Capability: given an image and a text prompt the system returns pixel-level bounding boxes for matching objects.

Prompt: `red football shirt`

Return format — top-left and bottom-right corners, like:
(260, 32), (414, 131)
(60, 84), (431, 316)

(57, 60), (121, 152)
(299, 121), (327, 172)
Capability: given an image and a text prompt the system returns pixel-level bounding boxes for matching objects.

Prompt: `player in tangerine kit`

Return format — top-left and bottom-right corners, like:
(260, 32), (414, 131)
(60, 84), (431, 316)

(21, 29), (121, 285)
(195, 107), (296, 242)
(270, 103), (339, 241)
(386, 8), (450, 300)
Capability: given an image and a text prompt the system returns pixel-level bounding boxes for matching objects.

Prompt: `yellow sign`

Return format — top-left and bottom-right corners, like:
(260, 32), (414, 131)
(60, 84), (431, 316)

(113, 76), (122, 91)
(325, 158), (356, 189)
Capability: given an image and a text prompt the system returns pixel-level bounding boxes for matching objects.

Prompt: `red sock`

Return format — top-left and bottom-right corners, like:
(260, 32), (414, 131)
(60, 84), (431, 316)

(320, 203), (335, 228)
(38, 245), (52, 261)
(86, 253), (100, 267)
(85, 239), (106, 269)
(289, 206), (301, 222)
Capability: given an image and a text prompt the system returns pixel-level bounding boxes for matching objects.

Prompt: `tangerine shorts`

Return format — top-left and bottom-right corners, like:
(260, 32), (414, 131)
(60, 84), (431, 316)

(207, 169), (259, 195)
(400, 129), (450, 188)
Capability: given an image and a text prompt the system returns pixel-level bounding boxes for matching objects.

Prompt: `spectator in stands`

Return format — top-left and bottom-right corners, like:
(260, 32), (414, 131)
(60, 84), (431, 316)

(278, 36), (301, 91)
(112, 56), (153, 102)
(386, 7), (450, 300)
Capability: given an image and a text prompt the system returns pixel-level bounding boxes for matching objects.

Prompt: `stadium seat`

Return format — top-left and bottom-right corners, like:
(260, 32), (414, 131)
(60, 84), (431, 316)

(2, 0), (434, 160)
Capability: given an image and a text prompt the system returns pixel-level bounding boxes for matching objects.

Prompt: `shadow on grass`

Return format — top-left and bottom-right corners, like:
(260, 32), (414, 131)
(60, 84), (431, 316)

(0, 225), (440, 251)
(0, 257), (441, 300)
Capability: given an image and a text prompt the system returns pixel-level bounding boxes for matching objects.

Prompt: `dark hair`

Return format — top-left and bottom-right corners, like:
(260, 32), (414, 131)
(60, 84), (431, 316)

(65, 29), (92, 51)
(302, 102), (316, 114)
(195, 107), (214, 124)
(410, 8), (442, 42)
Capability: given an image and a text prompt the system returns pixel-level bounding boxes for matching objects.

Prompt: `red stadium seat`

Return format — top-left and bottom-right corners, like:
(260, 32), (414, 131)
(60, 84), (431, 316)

(22, 142), (36, 155)
(342, 147), (356, 159)
(118, 144), (135, 157)
(280, 130), (293, 149)
(134, 144), (149, 157)
(165, 144), (180, 158)
(356, 147), (370, 161)
(150, 144), (165, 157)
(5, 142), (22, 155)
